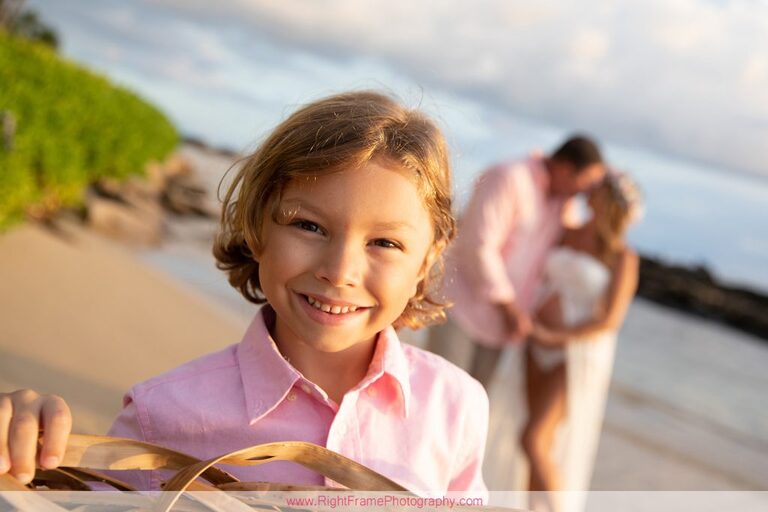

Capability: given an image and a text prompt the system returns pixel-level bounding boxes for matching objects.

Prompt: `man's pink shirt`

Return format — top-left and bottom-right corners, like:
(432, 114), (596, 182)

(444, 154), (572, 347)
(108, 307), (489, 497)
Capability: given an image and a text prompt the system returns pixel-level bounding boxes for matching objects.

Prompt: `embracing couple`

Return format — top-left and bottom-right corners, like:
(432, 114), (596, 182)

(432, 135), (643, 512)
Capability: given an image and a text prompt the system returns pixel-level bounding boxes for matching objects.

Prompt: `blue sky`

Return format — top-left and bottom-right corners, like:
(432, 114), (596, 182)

(27, 0), (768, 179)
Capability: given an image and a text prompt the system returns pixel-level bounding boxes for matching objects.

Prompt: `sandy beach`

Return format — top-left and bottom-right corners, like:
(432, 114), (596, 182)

(1, 144), (766, 494)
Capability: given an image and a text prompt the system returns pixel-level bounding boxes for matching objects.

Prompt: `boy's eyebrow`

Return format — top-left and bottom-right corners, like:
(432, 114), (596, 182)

(371, 220), (419, 232)
(279, 199), (323, 218)
(280, 199), (419, 232)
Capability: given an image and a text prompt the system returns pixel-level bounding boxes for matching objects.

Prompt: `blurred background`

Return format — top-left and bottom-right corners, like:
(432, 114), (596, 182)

(1, 0), (766, 494)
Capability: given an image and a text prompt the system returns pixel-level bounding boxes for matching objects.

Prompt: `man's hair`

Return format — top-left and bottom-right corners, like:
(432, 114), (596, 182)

(550, 135), (602, 173)
(213, 90), (456, 329)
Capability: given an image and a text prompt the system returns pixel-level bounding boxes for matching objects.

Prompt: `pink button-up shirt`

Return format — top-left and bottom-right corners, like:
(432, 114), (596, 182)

(108, 306), (488, 497)
(444, 154), (572, 347)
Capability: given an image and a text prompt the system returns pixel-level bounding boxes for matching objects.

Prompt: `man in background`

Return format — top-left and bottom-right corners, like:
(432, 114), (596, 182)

(432, 135), (606, 388)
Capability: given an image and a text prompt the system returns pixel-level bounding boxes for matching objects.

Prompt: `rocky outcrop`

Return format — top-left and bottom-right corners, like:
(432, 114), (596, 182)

(637, 255), (768, 341)
(85, 154), (214, 245)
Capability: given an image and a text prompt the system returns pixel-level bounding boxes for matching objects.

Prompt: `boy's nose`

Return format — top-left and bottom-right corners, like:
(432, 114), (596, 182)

(315, 240), (364, 287)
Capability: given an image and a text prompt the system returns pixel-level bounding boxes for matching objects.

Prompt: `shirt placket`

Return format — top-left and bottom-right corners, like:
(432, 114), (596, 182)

(324, 389), (363, 487)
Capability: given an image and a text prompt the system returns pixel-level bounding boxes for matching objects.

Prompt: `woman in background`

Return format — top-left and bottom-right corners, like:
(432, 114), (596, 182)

(522, 171), (643, 512)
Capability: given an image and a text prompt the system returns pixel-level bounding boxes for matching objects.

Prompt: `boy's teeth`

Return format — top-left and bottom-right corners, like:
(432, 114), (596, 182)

(305, 296), (359, 315)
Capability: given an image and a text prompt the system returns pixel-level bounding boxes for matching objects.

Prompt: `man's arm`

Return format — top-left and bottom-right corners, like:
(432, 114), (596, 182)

(457, 166), (520, 304)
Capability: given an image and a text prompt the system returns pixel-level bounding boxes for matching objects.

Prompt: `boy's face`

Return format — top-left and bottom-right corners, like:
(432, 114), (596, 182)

(255, 159), (435, 355)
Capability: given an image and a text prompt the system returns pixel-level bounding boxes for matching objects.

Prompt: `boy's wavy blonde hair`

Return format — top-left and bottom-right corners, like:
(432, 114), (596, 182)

(213, 91), (456, 329)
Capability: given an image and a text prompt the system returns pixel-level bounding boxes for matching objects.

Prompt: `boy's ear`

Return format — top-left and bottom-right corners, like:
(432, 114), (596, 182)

(413, 242), (444, 296)
(417, 249), (437, 281)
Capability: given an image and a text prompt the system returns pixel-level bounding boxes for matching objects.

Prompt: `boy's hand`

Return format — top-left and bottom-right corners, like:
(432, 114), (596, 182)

(0, 390), (71, 485)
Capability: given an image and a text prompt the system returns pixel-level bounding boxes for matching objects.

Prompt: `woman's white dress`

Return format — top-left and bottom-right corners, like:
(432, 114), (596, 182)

(484, 247), (616, 512)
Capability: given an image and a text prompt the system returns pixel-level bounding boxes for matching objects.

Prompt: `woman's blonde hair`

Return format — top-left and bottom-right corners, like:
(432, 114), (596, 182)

(213, 91), (456, 329)
(594, 171), (643, 265)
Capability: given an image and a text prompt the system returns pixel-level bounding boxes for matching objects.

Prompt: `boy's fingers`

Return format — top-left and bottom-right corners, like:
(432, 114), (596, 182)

(39, 396), (71, 469)
(0, 395), (11, 473)
(8, 390), (43, 484)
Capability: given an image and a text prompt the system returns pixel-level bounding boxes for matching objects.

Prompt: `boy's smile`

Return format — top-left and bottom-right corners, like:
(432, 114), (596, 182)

(296, 291), (371, 326)
(254, 158), (435, 372)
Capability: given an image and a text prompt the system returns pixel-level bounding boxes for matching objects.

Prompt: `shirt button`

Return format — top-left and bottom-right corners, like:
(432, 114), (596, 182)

(286, 392), (297, 401)
(366, 387), (377, 397)
(301, 383), (312, 394)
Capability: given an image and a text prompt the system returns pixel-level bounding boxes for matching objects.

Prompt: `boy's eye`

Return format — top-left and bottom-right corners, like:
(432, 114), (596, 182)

(293, 220), (322, 233)
(371, 238), (402, 250)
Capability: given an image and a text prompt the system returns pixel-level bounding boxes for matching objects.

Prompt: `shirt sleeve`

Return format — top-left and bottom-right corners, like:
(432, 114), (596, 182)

(105, 392), (153, 490)
(456, 165), (519, 304)
(447, 380), (489, 503)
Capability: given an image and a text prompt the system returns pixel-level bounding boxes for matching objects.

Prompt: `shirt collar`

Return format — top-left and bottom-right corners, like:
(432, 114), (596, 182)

(357, 325), (412, 418)
(237, 307), (412, 423)
(237, 306), (301, 425)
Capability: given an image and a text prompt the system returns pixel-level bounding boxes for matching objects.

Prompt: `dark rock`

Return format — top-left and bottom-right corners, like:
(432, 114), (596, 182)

(85, 191), (163, 246)
(161, 173), (215, 218)
(637, 255), (768, 341)
(181, 135), (240, 159)
(82, 153), (215, 244)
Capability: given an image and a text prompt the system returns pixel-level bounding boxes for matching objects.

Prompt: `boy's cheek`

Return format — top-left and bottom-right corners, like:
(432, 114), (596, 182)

(377, 270), (423, 300)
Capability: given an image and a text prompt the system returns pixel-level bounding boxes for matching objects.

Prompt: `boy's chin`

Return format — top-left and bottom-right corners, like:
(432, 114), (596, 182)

(311, 335), (376, 353)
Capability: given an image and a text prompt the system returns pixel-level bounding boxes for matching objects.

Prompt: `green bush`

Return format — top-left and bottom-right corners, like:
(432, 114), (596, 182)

(0, 30), (178, 229)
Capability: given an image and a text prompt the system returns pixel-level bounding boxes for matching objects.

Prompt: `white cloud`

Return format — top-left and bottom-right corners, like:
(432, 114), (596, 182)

(742, 54), (768, 88)
(566, 27), (611, 82)
(27, 0), (768, 176)
(650, 0), (726, 55)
